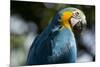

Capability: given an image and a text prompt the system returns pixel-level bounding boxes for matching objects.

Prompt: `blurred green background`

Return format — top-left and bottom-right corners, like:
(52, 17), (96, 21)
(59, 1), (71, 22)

(10, 1), (95, 66)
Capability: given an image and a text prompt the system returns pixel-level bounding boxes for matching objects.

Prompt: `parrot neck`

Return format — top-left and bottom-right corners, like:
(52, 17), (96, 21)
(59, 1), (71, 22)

(60, 21), (72, 31)
(59, 11), (73, 31)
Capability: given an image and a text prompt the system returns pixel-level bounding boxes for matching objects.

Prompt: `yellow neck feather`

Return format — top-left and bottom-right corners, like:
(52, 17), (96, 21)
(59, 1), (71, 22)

(60, 11), (73, 30)
(60, 21), (71, 30)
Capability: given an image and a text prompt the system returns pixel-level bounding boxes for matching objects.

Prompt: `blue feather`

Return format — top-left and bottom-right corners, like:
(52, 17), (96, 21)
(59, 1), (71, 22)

(26, 11), (77, 65)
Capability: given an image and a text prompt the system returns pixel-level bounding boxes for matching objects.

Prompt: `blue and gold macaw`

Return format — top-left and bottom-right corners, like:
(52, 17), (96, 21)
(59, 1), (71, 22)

(26, 7), (86, 65)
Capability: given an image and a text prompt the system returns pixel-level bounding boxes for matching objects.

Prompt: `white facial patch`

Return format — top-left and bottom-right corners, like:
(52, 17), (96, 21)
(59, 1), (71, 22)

(70, 17), (82, 27)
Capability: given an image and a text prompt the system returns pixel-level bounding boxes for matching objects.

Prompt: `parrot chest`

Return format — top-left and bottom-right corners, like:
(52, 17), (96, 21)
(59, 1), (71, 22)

(48, 28), (76, 63)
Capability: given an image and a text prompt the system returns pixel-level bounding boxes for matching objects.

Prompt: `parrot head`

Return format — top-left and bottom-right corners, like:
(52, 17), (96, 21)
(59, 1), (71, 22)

(52, 7), (86, 33)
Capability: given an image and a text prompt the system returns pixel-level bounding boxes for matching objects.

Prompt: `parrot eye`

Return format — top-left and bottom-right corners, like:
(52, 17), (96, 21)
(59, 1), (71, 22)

(74, 12), (79, 16)
(73, 11), (81, 19)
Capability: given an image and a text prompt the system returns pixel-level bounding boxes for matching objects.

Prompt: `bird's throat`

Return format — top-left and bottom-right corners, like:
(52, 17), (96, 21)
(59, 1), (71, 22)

(60, 21), (72, 30)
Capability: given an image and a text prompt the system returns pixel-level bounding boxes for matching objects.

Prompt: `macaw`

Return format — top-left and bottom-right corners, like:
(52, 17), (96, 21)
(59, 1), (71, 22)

(26, 7), (86, 65)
